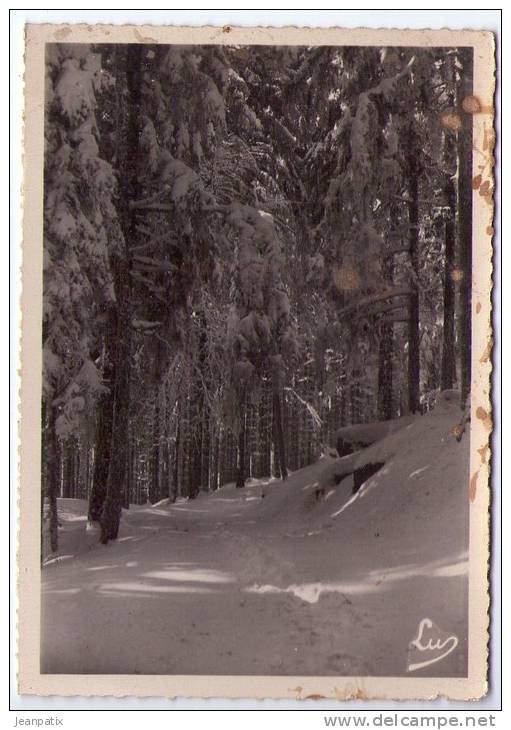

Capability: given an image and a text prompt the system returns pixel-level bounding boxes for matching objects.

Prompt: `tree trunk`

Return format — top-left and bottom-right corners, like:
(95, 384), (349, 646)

(149, 336), (164, 504)
(201, 410), (210, 492)
(378, 328), (393, 420)
(178, 395), (188, 498)
(172, 412), (180, 502)
(88, 333), (115, 522)
(218, 428), (226, 487)
(100, 305), (132, 541)
(230, 431), (237, 483)
(84, 438), (91, 500)
(272, 382), (287, 481)
(236, 391), (247, 488)
(189, 407), (202, 499)
(62, 441), (72, 498)
(378, 248), (394, 421)
(350, 369), (362, 425)
(124, 435), (134, 509)
(150, 394), (161, 503)
(100, 44), (142, 543)
(260, 379), (272, 477)
(457, 48), (474, 406)
(407, 136), (421, 413)
(45, 406), (60, 553)
(441, 168), (457, 390)
(74, 440), (80, 498)
(210, 428), (220, 491)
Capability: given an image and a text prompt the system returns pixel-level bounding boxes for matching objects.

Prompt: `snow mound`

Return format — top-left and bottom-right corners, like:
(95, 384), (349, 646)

(235, 394), (470, 561)
(335, 414), (415, 448)
(322, 394), (469, 562)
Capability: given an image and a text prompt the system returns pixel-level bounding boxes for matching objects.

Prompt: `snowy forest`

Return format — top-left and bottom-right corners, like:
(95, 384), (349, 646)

(42, 42), (474, 545)
(41, 42), (475, 677)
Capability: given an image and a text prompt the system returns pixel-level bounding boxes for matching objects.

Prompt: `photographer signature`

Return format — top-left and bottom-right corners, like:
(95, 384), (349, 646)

(407, 618), (459, 672)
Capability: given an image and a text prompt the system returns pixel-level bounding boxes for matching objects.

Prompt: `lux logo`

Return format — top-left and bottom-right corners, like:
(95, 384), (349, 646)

(407, 618), (459, 672)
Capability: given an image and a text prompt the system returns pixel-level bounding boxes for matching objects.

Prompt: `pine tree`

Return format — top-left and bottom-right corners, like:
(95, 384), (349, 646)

(43, 43), (121, 549)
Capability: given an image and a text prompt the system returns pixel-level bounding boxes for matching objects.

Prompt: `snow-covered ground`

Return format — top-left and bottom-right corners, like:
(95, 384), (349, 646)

(41, 397), (469, 677)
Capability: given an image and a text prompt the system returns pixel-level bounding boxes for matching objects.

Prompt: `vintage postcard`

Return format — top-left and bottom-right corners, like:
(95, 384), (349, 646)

(18, 24), (495, 700)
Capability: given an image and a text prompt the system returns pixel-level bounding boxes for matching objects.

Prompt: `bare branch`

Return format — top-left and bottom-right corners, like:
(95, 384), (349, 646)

(381, 316), (410, 325)
(338, 287), (413, 319)
(132, 255), (178, 272)
(365, 301), (409, 318)
(130, 201), (173, 212)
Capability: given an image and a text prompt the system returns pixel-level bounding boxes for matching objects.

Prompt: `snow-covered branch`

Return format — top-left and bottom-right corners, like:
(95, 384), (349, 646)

(284, 387), (322, 430)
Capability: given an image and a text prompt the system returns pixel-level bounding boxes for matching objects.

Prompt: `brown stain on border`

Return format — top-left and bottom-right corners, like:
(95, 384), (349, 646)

(477, 444), (489, 465)
(352, 688), (368, 700)
(472, 175), (494, 206)
(462, 95), (493, 115)
(483, 126), (496, 152)
(54, 27), (72, 40)
(463, 95), (482, 113)
(305, 694), (326, 700)
(472, 173), (482, 190)
(133, 28), (157, 43)
(476, 405), (492, 432)
(479, 338), (492, 364)
(469, 471), (478, 502)
(479, 180), (492, 197)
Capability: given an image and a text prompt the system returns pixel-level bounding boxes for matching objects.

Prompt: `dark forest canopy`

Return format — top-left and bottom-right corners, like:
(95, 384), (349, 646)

(42, 43), (474, 548)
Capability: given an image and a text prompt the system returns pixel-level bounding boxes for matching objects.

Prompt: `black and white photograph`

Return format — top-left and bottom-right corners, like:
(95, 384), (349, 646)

(16, 23), (495, 701)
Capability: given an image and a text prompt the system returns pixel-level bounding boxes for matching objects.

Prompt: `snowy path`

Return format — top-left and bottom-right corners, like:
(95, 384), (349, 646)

(42, 486), (467, 676)
(42, 491), (370, 676)
(42, 404), (470, 677)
